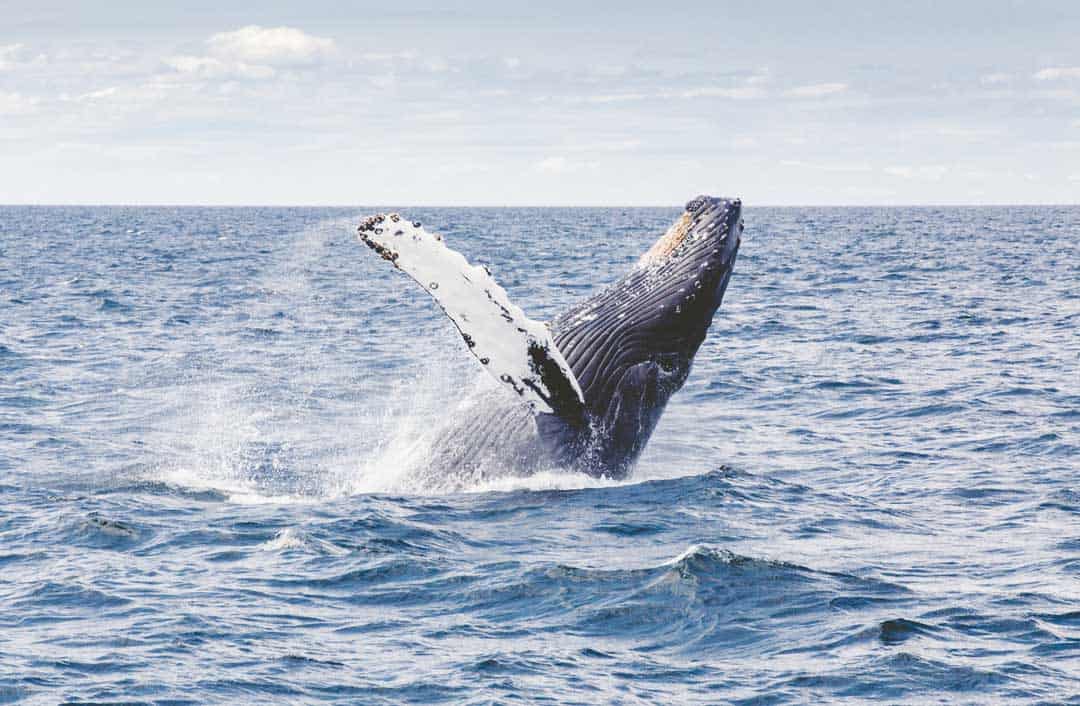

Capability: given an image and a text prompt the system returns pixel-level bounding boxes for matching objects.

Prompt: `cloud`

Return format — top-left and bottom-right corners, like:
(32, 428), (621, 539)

(933, 125), (1004, 140)
(679, 86), (764, 99)
(160, 26), (334, 81)
(0, 91), (38, 115)
(884, 165), (948, 181)
(359, 51), (417, 63)
(549, 139), (642, 153)
(785, 82), (848, 98)
(553, 86), (765, 104)
(1033, 66), (1080, 81)
(207, 25), (335, 67)
(164, 54), (276, 80)
(1069, 174), (1080, 182)
(0, 43), (25, 70)
(780, 160), (872, 173)
(534, 156), (597, 174)
(582, 92), (649, 103)
(1033, 87), (1080, 101)
(979, 72), (1011, 86)
(72, 86), (120, 102)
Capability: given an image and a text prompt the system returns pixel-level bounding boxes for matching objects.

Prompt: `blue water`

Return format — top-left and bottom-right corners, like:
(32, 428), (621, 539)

(1, 205), (1078, 704)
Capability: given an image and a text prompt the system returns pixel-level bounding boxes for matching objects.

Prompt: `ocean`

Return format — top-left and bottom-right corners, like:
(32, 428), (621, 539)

(1, 205), (1077, 704)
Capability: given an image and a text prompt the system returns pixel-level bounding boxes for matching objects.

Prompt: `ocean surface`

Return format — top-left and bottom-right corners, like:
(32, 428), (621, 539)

(0, 204), (1077, 704)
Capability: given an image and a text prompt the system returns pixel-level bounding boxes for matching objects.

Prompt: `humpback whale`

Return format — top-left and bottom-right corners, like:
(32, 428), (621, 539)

(358, 195), (742, 481)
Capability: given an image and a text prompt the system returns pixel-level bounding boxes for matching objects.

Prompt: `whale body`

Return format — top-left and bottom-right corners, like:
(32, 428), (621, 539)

(358, 195), (743, 482)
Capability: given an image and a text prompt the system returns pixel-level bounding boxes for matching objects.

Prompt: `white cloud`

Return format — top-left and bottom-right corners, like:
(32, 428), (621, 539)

(534, 156), (597, 174)
(554, 139), (642, 153)
(1033, 66), (1080, 81)
(780, 160), (872, 173)
(73, 86), (120, 102)
(884, 165), (948, 181)
(0, 43), (25, 70)
(563, 86), (765, 103)
(164, 54), (275, 80)
(1033, 87), (1080, 101)
(207, 25), (335, 67)
(0, 91), (38, 115)
(160, 26), (334, 82)
(415, 109), (463, 122)
(350, 50), (448, 76)
(979, 72), (1011, 86)
(536, 156), (569, 173)
(359, 51), (417, 63)
(583, 92), (649, 103)
(679, 86), (764, 99)
(785, 82), (848, 98)
(933, 125), (1004, 139)
(1069, 174), (1080, 182)
(422, 57), (450, 73)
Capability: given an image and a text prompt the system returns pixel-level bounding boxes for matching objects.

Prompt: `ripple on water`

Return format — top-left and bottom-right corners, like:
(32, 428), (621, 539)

(2, 205), (1079, 703)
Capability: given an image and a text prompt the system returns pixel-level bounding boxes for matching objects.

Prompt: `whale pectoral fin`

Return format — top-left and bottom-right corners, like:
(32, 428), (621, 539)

(358, 214), (586, 420)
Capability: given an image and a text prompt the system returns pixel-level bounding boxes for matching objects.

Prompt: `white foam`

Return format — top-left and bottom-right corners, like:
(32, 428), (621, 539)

(260, 527), (349, 554)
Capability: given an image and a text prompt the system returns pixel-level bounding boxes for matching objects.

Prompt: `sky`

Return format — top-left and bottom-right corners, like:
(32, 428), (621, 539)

(2, 0), (1079, 205)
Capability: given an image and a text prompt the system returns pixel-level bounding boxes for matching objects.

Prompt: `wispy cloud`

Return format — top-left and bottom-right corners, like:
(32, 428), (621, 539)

(679, 86), (764, 99)
(207, 25), (335, 67)
(0, 43), (25, 70)
(979, 72), (1011, 86)
(884, 165), (948, 181)
(1032, 87), (1080, 101)
(164, 54), (276, 80)
(1033, 66), (1080, 81)
(780, 159), (872, 173)
(3, 5), (1079, 206)
(785, 82), (848, 98)
(71, 86), (120, 102)
(0, 90), (39, 114)
(933, 125), (1004, 140)
(534, 156), (598, 174)
(581, 92), (650, 104)
(558, 139), (642, 152)
(163, 26), (334, 81)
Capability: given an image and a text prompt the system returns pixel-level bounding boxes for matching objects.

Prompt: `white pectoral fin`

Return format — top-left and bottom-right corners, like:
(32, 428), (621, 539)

(358, 214), (585, 419)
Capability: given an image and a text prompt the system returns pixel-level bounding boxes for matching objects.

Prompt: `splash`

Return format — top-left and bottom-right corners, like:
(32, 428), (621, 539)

(147, 215), (684, 503)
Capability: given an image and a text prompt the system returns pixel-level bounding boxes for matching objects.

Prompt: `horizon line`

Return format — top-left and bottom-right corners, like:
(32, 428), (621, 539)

(2, 202), (1078, 209)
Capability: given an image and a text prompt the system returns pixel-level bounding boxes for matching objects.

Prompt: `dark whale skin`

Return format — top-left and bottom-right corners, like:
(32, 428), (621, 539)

(424, 196), (743, 482)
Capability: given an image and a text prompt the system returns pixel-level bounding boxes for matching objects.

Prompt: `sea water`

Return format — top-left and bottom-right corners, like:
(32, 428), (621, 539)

(0, 205), (1077, 703)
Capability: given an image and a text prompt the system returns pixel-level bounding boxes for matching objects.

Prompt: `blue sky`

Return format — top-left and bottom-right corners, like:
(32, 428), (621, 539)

(2, 1), (1078, 205)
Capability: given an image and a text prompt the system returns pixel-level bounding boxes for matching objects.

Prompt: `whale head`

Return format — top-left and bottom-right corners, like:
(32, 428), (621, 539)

(551, 195), (743, 474)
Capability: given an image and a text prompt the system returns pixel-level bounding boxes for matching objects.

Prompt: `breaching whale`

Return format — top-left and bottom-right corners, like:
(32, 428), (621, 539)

(358, 195), (742, 481)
